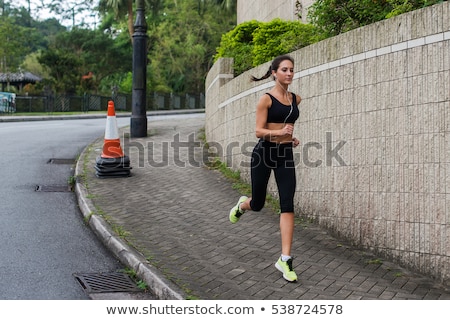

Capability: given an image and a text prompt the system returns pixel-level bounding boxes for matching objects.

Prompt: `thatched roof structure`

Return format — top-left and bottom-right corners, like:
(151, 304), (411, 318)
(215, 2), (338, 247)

(0, 71), (42, 91)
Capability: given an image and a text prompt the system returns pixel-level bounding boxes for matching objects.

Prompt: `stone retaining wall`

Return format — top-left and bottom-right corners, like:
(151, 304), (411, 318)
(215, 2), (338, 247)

(205, 2), (450, 284)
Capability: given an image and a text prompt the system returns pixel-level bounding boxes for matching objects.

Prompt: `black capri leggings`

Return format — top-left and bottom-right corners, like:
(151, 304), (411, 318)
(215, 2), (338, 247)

(250, 139), (296, 213)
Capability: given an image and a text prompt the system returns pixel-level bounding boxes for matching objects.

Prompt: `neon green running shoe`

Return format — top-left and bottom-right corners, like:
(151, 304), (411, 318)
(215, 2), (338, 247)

(275, 257), (298, 282)
(229, 196), (248, 223)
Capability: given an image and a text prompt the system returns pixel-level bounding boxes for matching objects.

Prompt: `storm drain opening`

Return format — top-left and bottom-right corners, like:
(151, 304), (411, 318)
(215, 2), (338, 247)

(35, 185), (72, 192)
(47, 158), (75, 165)
(73, 272), (142, 294)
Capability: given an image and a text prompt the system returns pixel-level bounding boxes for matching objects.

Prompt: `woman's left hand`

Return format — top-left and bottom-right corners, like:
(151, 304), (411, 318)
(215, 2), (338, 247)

(292, 137), (300, 148)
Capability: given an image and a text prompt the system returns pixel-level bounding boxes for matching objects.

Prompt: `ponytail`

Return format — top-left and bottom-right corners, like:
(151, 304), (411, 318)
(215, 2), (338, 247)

(251, 66), (272, 82)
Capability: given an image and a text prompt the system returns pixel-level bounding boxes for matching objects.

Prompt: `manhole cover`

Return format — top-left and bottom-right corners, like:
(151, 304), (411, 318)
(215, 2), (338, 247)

(47, 158), (74, 165)
(35, 185), (72, 192)
(73, 272), (141, 293)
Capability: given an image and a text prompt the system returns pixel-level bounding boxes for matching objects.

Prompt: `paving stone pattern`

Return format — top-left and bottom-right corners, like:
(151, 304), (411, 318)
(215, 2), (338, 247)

(84, 115), (450, 300)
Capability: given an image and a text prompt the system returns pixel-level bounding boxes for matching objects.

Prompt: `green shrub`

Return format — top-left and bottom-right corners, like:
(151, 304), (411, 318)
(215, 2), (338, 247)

(214, 1), (447, 75)
(214, 20), (261, 75)
(214, 19), (321, 75)
(308, 0), (447, 38)
(252, 19), (321, 66)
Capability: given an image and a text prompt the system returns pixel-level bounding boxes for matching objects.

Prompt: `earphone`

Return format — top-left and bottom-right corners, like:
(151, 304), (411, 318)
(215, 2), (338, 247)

(284, 95), (293, 126)
(272, 70), (294, 127)
(275, 77), (293, 126)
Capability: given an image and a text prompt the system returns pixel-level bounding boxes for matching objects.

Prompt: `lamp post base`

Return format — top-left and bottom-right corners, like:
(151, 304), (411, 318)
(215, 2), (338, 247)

(130, 115), (147, 138)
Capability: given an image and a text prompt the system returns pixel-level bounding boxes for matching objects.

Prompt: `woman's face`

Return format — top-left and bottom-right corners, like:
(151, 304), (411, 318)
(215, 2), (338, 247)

(273, 59), (294, 85)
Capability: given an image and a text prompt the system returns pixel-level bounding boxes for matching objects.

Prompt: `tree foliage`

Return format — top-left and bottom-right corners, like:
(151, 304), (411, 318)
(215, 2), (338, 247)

(38, 48), (80, 94)
(3, 0), (446, 96)
(98, 0), (134, 42)
(385, 0), (446, 18)
(146, 0), (236, 93)
(97, 0), (236, 94)
(0, 17), (35, 72)
(0, 0), (236, 95)
(38, 28), (131, 94)
(41, 0), (97, 29)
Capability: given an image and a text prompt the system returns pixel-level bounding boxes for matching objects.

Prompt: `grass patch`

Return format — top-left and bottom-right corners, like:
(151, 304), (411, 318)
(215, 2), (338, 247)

(366, 258), (383, 265)
(120, 268), (149, 291)
(67, 175), (77, 190)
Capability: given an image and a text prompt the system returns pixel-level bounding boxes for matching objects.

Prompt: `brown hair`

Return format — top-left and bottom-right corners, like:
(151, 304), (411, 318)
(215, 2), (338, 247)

(251, 55), (294, 82)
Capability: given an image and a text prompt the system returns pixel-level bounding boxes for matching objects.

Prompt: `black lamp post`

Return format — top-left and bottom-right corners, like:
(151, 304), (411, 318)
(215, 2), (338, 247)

(131, 0), (148, 137)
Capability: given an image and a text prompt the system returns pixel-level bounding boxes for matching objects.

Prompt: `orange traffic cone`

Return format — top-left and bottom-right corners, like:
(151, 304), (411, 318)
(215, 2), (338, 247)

(101, 101), (124, 158)
(95, 100), (131, 178)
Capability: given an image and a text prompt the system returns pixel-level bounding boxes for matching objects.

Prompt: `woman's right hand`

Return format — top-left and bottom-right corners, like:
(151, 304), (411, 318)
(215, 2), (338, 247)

(280, 124), (294, 136)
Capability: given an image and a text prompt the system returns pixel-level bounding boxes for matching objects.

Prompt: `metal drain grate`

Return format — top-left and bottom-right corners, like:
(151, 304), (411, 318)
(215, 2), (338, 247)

(73, 272), (141, 293)
(47, 158), (74, 165)
(35, 185), (72, 192)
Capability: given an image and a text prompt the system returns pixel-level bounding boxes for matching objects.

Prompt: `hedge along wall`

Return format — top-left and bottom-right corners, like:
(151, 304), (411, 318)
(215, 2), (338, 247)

(205, 2), (450, 284)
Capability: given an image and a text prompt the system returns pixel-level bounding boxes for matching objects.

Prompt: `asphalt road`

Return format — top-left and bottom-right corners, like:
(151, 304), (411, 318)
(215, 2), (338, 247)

(0, 117), (131, 299)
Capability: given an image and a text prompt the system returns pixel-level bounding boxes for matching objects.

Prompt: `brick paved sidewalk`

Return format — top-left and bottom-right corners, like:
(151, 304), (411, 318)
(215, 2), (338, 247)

(78, 114), (450, 300)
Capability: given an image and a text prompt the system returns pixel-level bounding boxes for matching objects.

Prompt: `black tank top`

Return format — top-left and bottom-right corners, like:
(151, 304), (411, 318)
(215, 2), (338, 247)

(266, 93), (299, 124)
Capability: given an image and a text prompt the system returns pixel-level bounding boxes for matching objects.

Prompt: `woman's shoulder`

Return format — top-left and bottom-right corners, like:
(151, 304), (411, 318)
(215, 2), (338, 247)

(256, 92), (272, 110)
(293, 92), (301, 104)
(259, 92), (273, 103)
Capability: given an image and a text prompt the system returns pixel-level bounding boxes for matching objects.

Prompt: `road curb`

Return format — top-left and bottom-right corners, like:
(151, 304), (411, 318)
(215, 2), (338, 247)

(0, 109), (204, 122)
(74, 141), (186, 300)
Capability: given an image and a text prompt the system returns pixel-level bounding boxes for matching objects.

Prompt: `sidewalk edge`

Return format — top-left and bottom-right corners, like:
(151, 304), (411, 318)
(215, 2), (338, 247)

(74, 142), (186, 300)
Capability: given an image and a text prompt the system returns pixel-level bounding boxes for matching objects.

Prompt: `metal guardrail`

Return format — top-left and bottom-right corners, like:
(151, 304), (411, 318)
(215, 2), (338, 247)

(10, 93), (205, 113)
